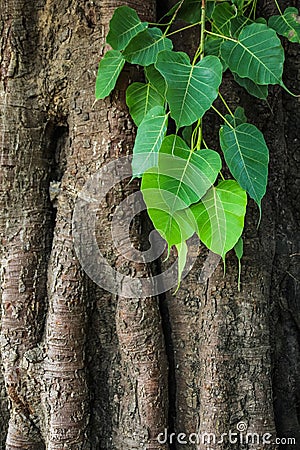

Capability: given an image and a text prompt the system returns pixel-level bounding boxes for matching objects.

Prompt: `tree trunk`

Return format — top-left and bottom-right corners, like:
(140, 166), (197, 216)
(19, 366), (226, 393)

(0, 0), (299, 449)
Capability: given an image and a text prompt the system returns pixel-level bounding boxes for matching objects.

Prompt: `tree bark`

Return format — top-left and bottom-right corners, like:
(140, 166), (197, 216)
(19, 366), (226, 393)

(0, 0), (299, 449)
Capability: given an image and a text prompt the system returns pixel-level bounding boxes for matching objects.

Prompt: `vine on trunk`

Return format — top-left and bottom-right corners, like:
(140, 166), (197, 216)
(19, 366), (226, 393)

(95, 0), (300, 288)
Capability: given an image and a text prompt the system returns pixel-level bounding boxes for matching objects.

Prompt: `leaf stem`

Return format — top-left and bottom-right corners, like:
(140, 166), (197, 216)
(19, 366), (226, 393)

(166, 21), (201, 37)
(205, 30), (237, 42)
(202, 138), (209, 149)
(191, 122), (198, 150)
(190, 1), (206, 147)
(219, 91), (234, 117)
(273, 0), (283, 15)
(196, 121), (202, 150)
(163, 0), (185, 36)
(211, 105), (234, 128)
(148, 21), (173, 26)
(200, 0), (206, 59)
(192, 1), (206, 64)
(237, 258), (241, 291)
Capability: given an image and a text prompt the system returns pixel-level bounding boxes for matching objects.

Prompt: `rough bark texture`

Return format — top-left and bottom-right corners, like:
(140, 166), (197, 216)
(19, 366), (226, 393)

(0, 0), (300, 449)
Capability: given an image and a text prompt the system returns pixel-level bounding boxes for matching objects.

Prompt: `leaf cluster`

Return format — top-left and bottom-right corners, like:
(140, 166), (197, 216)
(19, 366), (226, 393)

(95, 1), (299, 289)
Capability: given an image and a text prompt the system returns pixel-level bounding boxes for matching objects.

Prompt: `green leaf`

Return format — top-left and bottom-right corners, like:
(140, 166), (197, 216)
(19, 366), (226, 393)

(182, 125), (193, 146)
(141, 172), (196, 247)
(147, 207), (195, 248)
(167, 0), (202, 24)
(132, 106), (168, 177)
(204, 36), (223, 57)
(269, 7), (300, 43)
(225, 106), (247, 128)
(206, 1), (216, 19)
(175, 241), (188, 292)
(156, 51), (222, 128)
(126, 82), (165, 126)
(219, 123), (269, 209)
(231, 0), (245, 10)
(145, 65), (167, 97)
(230, 15), (253, 38)
(212, 3), (236, 36)
(157, 135), (222, 211)
(233, 74), (268, 99)
(234, 235), (243, 259)
(123, 27), (173, 66)
(191, 180), (247, 258)
(106, 6), (148, 50)
(221, 23), (284, 85)
(95, 50), (125, 99)
(204, 37), (228, 70)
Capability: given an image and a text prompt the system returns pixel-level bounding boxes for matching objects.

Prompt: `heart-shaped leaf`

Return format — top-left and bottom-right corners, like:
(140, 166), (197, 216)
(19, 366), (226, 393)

(221, 23), (284, 85)
(95, 50), (125, 99)
(156, 51), (222, 128)
(123, 27), (173, 66)
(126, 82), (165, 126)
(204, 36), (223, 58)
(191, 180), (247, 258)
(141, 171), (196, 247)
(219, 123), (269, 209)
(106, 6), (148, 50)
(145, 65), (167, 97)
(231, 0), (245, 10)
(157, 135), (221, 211)
(233, 74), (268, 99)
(212, 2), (236, 36)
(230, 16), (252, 37)
(269, 7), (300, 43)
(225, 106), (247, 128)
(166, 0), (202, 23)
(132, 106), (168, 177)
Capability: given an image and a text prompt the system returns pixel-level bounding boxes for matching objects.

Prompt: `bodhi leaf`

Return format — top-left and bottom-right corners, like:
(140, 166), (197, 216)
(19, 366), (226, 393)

(126, 82), (165, 126)
(95, 50), (125, 99)
(166, 0), (215, 21)
(123, 27), (173, 66)
(141, 173), (196, 247)
(225, 106), (247, 128)
(156, 51), (222, 128)
(204, 37), (228, 71)
(270, 6), (300, 42)
(233, 74), (268, 99)
(234, 235), (243, 260)
(204, 36), (223, 57)
(231, 0), (245, 11)
(106, 6), (148, 50)
(206, 1), (216, 19)
(221, 23), (284, 85)
(191, 180), (247, 258)
(145, 65), (167, 97)
(132, 106), (168, 177)
(157, 135), (221, 211)
(269, 7), (300, 43)
(145, 206), (195, 248)
(182, 125), (193, 146)
(230, 15), (253, 37)
(219, 123), (269, 209)
(212, 2), (236, 36)
(166, 0), (202, 23)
